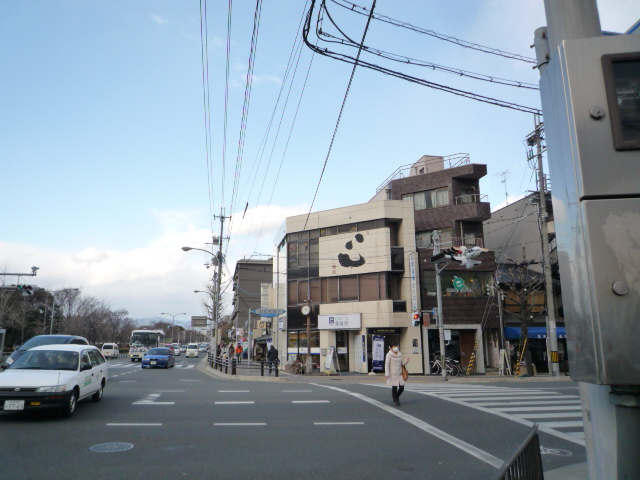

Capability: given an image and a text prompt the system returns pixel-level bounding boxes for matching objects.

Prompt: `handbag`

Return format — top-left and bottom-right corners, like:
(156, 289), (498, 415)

(401, 365), (409, 381)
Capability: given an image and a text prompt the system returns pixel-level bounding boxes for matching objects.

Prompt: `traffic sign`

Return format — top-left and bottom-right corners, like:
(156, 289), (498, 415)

(251, 308), (286, 318)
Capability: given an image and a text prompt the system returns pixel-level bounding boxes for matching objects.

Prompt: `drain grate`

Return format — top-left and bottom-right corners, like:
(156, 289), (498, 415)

(89, 442), (134, 453)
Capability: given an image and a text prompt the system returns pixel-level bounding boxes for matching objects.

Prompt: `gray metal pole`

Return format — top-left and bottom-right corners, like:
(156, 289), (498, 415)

(542, 0), (601, 54)
(432, 230), (447, 381)
(534, 114), (560, 376)
(49, 294), (56, 335)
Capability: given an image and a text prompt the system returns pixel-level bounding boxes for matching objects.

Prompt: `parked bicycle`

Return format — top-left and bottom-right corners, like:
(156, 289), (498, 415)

(430, 355), (462, 376)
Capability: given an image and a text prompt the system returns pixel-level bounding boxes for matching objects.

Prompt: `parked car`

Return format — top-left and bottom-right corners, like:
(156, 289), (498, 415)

(0, 344), (108, 418)
(4, 335), (89, 367)
(100, 343), (120, 359)
(141, 347), (174, 369)
(186, 343), (199, 358)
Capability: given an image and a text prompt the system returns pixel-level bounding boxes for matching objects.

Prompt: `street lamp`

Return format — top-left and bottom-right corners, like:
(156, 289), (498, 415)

(161, 312), (186, 344)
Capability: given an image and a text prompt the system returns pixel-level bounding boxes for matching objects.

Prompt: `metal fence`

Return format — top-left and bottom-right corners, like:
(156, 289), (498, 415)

(207, 353), (279, 377)
(494, 425), (544, 480)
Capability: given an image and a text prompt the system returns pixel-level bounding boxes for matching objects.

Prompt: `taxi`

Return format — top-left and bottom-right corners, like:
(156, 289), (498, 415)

(0, 344), (108, 418)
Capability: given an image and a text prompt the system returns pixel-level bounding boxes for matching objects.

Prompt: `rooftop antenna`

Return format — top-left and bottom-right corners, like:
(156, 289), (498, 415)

(496, 170), (510, 205)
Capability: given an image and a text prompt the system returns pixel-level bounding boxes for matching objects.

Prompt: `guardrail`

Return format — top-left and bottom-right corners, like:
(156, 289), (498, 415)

(494, 425), (543, 480)
(207, 353), (279, 377)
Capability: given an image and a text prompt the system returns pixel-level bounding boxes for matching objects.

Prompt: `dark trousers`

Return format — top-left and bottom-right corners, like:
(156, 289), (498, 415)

(268, 360), (276, 374)
(391, 385), (404, 401)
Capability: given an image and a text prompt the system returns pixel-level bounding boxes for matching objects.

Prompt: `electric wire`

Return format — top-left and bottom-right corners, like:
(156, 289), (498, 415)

(329, 0), (536, 64)
(302, 0), (377, 231)
(319, 2), (538, 90)
(221, 0), (234, 209)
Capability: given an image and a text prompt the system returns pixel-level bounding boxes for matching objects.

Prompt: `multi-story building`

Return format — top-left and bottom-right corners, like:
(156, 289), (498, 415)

(483, 192), (567, 373)
(231, 258), (273, 358)
(373, 154), (498, 373)
(272, 200), (421, 374)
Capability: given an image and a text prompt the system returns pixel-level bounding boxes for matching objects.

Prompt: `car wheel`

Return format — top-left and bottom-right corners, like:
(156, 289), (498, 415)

(61, 390), (78, 418)
(92, 381), (104, 402)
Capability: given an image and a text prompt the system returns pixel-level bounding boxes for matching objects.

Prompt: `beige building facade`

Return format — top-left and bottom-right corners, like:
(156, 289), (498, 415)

(272, 200), (427, 374)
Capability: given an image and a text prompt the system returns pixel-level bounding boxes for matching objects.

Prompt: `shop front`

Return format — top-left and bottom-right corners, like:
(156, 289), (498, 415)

(317, 313), (361, 373)
(503, 326), (568, 374)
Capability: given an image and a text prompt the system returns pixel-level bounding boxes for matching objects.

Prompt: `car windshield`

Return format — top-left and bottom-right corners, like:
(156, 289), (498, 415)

(147, 348), (169, 356)
(10, 350), (79, 371)
(188, 344), (198, 349)
(19, 336), (74, 351)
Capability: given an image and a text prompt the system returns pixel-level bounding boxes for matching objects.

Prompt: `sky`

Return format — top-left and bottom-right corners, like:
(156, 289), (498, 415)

(1, 0), (638, 323)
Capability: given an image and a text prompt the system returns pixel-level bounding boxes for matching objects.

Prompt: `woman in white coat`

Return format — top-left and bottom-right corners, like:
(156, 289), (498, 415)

(385, 344), (410, 406)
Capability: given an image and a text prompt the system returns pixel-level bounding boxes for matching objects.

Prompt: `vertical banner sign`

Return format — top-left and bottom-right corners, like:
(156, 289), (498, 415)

(372, 335), (385, 372)
(409, 252), (419, 312)
(324, 346), (335, 372)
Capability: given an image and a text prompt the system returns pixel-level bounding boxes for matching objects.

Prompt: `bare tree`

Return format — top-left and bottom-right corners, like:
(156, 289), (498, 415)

(496, 253), (546, 377)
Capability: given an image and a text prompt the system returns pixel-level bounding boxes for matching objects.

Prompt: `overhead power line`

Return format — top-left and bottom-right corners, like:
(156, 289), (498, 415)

(329, 0), (537, 64)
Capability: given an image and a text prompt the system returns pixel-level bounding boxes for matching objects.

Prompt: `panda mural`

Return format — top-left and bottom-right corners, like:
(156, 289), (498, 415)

(338, 233), (366, 268)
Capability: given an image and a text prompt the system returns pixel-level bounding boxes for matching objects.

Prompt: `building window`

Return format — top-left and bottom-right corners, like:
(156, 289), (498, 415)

(339, 276), (359, 301)
(417, 229), (452, 249)
(413, 188), (449, 210)
(421, 271), (493, 297)
(460, 188), (475, 203)
(288, 281), (298, 305)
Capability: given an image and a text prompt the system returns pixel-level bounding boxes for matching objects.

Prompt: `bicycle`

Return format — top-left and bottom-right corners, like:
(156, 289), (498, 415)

(430, 355), (461, 376)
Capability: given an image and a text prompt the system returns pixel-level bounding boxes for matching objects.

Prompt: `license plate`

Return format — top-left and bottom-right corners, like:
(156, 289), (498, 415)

(150, 360), (157, 365)
(4, 400), (25, 411)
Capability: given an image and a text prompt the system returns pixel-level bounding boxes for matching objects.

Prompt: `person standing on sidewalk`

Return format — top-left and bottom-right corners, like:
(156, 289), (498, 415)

(235, 343), (243, 363)
(385, 345), (410, 406)
(266, 345), (279, 375)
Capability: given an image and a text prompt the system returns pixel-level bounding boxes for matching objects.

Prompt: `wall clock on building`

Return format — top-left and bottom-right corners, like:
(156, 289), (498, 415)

(301, 305), (311, 315)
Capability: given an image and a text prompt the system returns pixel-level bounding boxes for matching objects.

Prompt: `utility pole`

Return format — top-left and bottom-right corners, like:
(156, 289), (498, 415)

(432, 231), (448, 381)
(212, 209), (231, 350)
(530, 115), (560, 377)
(537, 1), (640, 477)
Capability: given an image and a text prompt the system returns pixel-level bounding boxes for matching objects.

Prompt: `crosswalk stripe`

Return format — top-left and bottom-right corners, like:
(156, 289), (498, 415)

(475, 400), (580, 406)
(514, 412), (583, 419)
(495, 406), (582, 412)
(540, 421), (584, 428)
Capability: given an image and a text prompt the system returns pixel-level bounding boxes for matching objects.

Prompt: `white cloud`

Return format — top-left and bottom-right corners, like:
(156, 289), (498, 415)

(150, 14), (168, 26)
(0, 203), (305, 320)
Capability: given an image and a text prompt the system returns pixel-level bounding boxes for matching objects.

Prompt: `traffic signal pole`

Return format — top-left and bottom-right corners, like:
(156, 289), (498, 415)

(537, 1), (640, 477)
(432, 231), (447, 381)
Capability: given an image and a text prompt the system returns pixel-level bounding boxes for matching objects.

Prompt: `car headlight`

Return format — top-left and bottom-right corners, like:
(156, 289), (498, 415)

(36, 385), (67, 393)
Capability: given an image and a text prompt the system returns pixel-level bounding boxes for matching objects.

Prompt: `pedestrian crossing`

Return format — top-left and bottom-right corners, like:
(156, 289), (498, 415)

(369, 383), (585, 446)
(108, 362), (195, 369)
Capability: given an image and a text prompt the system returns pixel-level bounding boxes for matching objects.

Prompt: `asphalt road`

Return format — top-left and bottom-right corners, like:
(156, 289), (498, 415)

(0, 357), (586, 479)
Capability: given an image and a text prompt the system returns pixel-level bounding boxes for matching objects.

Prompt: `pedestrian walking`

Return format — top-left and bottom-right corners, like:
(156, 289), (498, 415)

(235, 343), (243, 363)
(266, 345), (279, 375)
(385, 345), (410, 406)
(215, 344), (221, 357)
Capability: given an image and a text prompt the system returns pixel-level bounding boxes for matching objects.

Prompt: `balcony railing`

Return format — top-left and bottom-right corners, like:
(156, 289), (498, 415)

(454, 193), (488, 205)
(376, 153), (470, 193)
(416, 236), (484, 249)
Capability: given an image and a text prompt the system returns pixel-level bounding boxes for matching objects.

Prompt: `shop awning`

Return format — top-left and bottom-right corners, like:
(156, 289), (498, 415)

(504, 326), (566, 339)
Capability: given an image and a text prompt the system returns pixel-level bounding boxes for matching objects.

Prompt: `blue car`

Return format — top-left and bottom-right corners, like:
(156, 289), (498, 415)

(141, 347), (174, 369)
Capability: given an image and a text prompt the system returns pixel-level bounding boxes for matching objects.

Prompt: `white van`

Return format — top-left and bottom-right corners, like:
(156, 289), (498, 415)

(186, 343), (199, 358)
(101, 343), (120, 359)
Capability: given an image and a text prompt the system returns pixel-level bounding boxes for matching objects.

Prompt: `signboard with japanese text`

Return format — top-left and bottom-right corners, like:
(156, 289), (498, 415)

(318, 314), (361, 330)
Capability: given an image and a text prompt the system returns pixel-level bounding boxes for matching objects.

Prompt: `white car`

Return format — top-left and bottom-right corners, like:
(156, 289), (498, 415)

(186, 343), (199, 358)
(101, 343), (119, 359)
(172, 343), (181, 356)
(0, 344), (108, 418)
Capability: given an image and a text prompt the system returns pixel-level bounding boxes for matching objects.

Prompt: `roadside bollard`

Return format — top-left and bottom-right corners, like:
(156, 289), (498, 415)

(224, 357), (228, 374)
(260, 361), (264, 376)
(231, 357), (236, 376)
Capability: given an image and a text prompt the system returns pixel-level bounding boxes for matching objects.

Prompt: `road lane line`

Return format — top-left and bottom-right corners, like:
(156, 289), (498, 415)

(218, 390), (250, 393)
(314, 422), (364, 425)
(107, 423), (162, 427)
(283, 390), (313, 393)
(132, 401), (175, 405)
(292, 400), (330, 404)
(214, 401), (255, 404)
(214, 423), (266, 426)
(314, 384), (504, 469)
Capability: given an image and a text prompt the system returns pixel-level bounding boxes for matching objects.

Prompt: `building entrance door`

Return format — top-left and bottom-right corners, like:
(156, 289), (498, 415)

(336, 330), (349, 372)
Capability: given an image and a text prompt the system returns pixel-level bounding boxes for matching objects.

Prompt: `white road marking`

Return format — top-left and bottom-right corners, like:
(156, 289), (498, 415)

(218, 390), (250, 393)
(107, 423), (162, 427)
(515, 412), (583, 419)
(540, 421), (584, 428)
(283, 390), (313, 392)
(156, 390), (185, 393)
(214, 401), (255, 405)
(214, 423), (266, 426)
(132, 401), (175, 405)
(314, 383), (504, 469)
(495, 405), (581, 412)
(475, 400), (580, 407)
(314, 422), (364, 425)
(292, 400), (330, 404)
